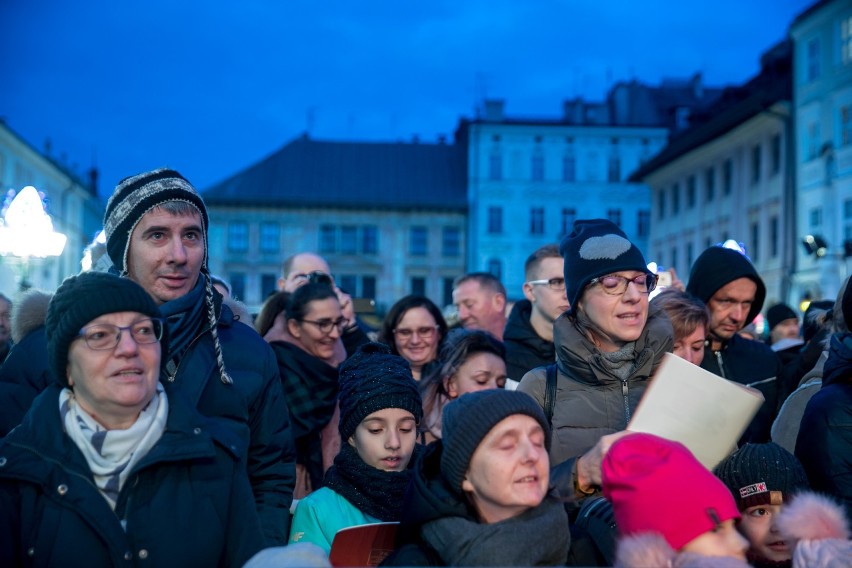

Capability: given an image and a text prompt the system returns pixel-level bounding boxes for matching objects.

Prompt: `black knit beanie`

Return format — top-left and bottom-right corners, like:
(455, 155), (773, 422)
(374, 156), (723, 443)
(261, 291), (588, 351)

(713, 442), (809, 510)
(804, 299), (834, 342)
(686, 246), (767, 324)
(104, 168), (209, 274)
(338, 342), (423, 440)
(559, 219), (649, 311)
(441, 389), (551, 494)
(46, 272), (163, 386)
(767, 303), (798, 331)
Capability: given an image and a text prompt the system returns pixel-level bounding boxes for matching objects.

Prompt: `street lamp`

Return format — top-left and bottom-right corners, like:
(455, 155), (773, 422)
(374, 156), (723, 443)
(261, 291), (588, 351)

(0, 186), (67, 290)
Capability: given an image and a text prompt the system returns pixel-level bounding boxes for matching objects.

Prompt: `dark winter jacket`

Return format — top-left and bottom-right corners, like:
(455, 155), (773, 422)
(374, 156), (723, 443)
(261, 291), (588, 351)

(269, 340), (338, 491)
(165, 302), (296, 545)
(503, 300), (555, 381)
(795, 333), (852, 519)
(700, 333), (782, 443)
(0, 385), (264, 567)
(517, 309), (673, 467)
(0, 290), (55, 437)
(382, 442), (571, 567)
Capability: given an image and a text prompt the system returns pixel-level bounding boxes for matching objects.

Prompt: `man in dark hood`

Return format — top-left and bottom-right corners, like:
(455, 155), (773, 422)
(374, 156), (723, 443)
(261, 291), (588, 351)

(686, 245), (781, 443)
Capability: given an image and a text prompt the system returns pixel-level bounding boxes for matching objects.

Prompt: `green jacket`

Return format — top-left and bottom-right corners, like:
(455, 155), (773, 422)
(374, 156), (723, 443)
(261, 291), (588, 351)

(289, 487), (379, 554)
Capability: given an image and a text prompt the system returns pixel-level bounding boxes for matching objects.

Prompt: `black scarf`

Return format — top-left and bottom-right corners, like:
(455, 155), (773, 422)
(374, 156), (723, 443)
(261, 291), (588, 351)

(159, 276), (220, 374)
(421, 496), (570, 566)
(323, 443), (420, 522)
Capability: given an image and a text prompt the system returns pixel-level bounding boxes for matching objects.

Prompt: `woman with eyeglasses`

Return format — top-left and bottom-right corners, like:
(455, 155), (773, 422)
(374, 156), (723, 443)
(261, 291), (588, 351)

(0, 272), (262, 567)
(263, 282), (346, 498)
(378, 295), (448, 382)
(518, 219), (673, 495)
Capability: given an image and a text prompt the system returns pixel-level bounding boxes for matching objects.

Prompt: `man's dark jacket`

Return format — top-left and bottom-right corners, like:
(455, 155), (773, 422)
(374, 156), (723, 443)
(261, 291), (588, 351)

(503, 299), (555, 381)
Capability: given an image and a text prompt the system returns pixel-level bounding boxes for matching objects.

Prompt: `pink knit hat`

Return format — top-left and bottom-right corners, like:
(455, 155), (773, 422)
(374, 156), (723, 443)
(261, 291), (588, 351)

(602, 433), (741, 551)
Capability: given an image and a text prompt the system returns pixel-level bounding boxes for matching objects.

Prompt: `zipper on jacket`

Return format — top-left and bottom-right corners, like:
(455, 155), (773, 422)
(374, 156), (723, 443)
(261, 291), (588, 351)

(166, 331), (207, 382)
(622, 379), (631, 424)
(714, 350), (728, 379)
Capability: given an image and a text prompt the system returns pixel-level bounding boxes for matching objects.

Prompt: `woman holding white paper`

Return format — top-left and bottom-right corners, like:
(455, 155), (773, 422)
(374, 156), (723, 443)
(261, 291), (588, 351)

(518, 219), (673, 495)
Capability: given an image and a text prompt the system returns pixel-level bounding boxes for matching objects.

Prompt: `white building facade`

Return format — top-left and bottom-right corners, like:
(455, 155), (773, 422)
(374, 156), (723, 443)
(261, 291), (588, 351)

(791, 0), (852, 304)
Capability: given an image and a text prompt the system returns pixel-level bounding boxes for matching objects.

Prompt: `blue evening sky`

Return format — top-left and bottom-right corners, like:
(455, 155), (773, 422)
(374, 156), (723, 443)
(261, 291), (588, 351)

(2, 0), (814, 196)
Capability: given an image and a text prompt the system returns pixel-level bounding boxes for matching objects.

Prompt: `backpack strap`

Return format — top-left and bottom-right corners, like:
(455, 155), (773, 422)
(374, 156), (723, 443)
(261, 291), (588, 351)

(544, 363), (557, 427)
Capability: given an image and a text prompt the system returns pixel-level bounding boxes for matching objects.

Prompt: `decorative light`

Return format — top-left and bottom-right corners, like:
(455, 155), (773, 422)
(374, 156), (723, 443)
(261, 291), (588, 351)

(0, 186), (67, 258)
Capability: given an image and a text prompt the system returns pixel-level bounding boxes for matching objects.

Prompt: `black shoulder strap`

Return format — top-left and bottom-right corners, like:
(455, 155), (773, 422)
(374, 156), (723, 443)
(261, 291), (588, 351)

(544, 363), (557, 427)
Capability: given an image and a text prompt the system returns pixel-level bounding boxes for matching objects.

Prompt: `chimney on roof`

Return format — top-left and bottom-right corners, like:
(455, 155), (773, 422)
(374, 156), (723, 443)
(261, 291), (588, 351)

(483, 99), (504, 122)
(438, 134), (447, 144)
(88, 167), (99, 196)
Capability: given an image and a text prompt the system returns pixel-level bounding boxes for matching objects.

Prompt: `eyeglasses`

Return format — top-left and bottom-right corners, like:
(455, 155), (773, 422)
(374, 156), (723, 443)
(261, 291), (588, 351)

(300, 317), (348, 334)
(588, 273), (658, 296)
(78, 318), (164, 350)
(527, 277), (566, 291)
(292, 271), (334, 287)
(393, 326), (439, 341)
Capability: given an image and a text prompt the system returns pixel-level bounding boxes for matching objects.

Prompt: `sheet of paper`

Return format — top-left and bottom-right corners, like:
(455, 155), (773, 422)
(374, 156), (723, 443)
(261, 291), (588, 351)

(627, 353), (765, 469)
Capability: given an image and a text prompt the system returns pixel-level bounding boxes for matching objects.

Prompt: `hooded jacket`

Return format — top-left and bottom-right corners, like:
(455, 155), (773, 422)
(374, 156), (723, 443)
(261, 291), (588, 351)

(686, 247), (780, 443)
(795, 333), (852, 519)
(517, 309), (673, 468)
(0, 290), (54, 437)
(503, 300), (555, 381)
(0, 385), (264, 567)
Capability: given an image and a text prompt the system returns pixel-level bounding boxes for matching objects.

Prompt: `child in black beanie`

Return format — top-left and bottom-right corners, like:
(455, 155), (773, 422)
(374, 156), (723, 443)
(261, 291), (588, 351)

(289, 343), (422, 555)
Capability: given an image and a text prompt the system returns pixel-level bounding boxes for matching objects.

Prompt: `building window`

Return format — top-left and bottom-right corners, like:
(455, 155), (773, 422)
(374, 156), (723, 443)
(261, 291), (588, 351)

(411, 277), (426, 296)
(723, 160), (733, 195)
(671, 247), (678, 274)
(751, 144), (761, 185)
(807, 122), (821, 159)
(362, 225), (378, 255)
(841, 107), (852, 146)
(443, 277), (455, 308)
(530, 207), (545, 235)
(340, 225), (358, 255)
(705, 167), (715, 202)
(810, 207), (822, 228)
(751, 222), (759, 262)
(230, 272), (246, 302)
(686, 176), (696, 209)
(339, 275), (357, 296)
(770, 215), (779, 258)
(362, 276), (376, 299)
(607, 208), (622, 227)
(637, 210), (651, 238)
(487, 258), (502, 281)
(227, 222), (248, 253)
(608, 156), (621, 182)
(671, 183), (680, 214)
(489, 153), (502, 180)
(442, 226), (461, 257)
(319, 224), (336, 253)
(261, 274), (277, 300)
(658, 188), (666, 219)
(561, 207), (577, 237)
(259, 222), (279, 253)
(531, 153), (544, 181)
(807, 38), (820, 82)
(488, 206), (503, 234)
(846, 199), (852, 219)
(410, 226), (428, 256)
(767, 137), (780, 178)
(562, 155), (576, 182)
(686, 242), (694, 269)
(843, 16), (852, 65)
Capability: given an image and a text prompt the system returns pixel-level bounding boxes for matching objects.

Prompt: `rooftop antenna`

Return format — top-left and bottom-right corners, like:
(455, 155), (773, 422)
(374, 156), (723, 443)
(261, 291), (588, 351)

(306, 106), (316, 136)
(474, 72), (488, 117)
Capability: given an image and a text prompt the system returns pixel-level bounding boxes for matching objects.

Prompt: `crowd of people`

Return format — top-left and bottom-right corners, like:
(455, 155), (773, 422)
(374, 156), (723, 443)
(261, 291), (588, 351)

(0, 167), (849, 567)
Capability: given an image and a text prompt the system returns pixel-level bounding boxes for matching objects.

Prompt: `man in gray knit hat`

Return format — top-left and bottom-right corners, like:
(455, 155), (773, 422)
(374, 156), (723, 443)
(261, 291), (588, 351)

(103, 167), (296, 545)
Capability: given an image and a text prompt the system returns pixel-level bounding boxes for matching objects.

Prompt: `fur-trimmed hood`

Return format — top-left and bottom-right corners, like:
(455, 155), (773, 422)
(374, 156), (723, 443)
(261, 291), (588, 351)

(11, 289), (51, 344)
(776, 492), (851, 568)
(615, 533), (752, 568)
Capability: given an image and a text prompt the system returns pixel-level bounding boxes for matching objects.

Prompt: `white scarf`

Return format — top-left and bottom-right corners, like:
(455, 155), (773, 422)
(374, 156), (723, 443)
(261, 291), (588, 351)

(60, 384), (169, 511)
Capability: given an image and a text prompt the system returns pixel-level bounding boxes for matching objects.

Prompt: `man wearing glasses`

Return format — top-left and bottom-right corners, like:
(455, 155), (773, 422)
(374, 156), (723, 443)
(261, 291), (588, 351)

(504, 244), (570, 381)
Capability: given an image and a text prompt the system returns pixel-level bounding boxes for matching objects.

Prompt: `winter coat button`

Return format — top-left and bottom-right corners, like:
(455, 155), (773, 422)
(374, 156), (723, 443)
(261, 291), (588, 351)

(56, 484), (68, 496)
(138, 549), (148, 559)
(193, 427), (201, 434)
(27, 547), (34, 557)
(0, 456), (6, 467)
(124, 551), (132, 560)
